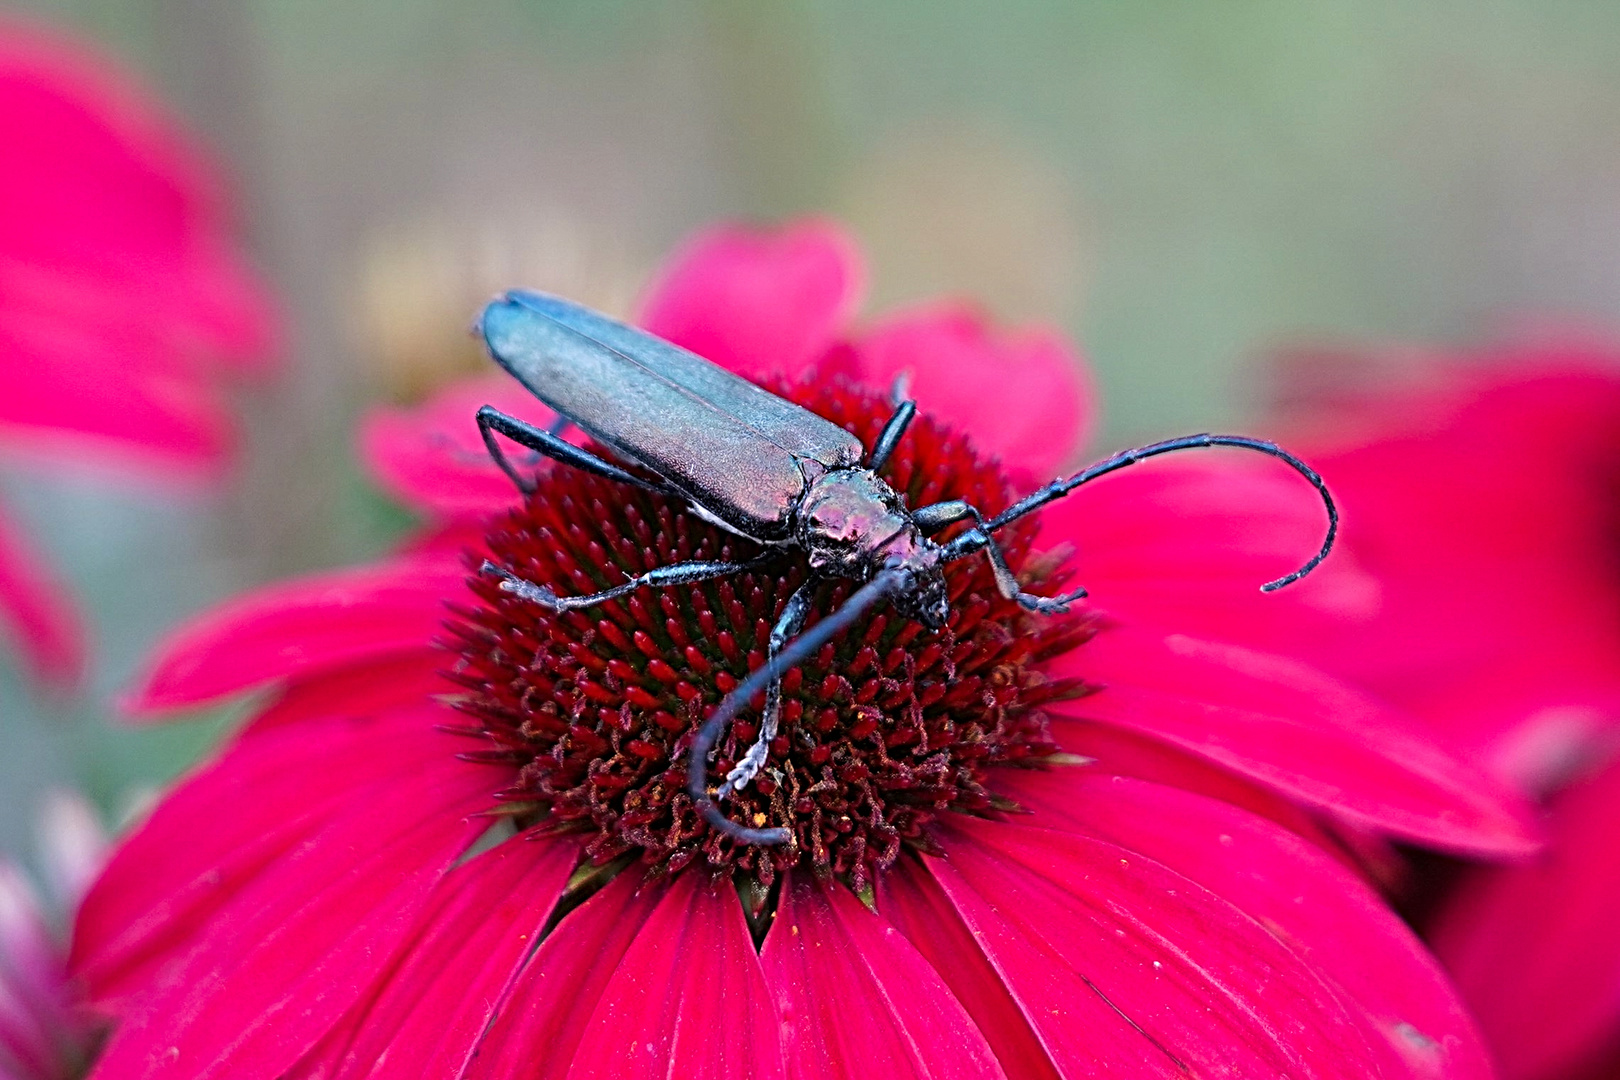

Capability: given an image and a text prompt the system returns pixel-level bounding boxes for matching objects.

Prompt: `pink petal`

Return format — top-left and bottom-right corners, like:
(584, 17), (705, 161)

(0, 862), (73, 1079)
(74, 705), (474, 1003)
(298, 837), (576, 1079)
(461, 868), (666, 1080)
(844, 304), (1090, 476)
(637, 220), (864, 380)
(359, 376), (555, 520)
(1054, 626), (1540, 856)
(85, 742), (493, 1079)
(35, 789), (106, 910)
(1001, 769), (1493, 1080)
(123, 557), (465, 716)
(927, 817), (1381, 1078)
(0, 19), (278, 366)
(879, 867), (1062, 1080)
(0, 306), (235, 475)
(247, 654), (449, 735)
(1428, 756), (1620, 1080)
(762, 871), (1004, 1080)
(1260, 361), (1620, 779)
(0, 503), (84, 685)
(564, 871), (784, 1079)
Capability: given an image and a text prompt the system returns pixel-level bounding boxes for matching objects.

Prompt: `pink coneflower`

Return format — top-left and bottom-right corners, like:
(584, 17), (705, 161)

(78, 223), (1530, 1079)
(2, 792), (109, 1080)
(0, 19), (276, 683)
(1180, 348), (1620, 1080)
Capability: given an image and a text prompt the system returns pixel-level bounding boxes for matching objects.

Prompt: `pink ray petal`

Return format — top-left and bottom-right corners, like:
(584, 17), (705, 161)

(0, 19), (277, 369)
(1054, 626), (1539, 856)
(637, 220), (864, 380)
(761, 871), (1004, 1080)
(461, 868), (665, 1080)
(123, 558), (465, 716)
(1001, 769), (1493, 1080)
(927, 817), (1381, 1079)
(1429, 756), (1620, 1080)
(565, 871), (784, 1079)
(85, 750), (493, 1080)
(0, 862), (74, 1080)
(300, 837), (576, 1079)
(1047, 721), (1349, 856)
(246, 654), (449, 735)
(845, 303), (1090, 476)
(878, 866), (1062, 1080)
(74, 706), (470, 1003)
(0, 310), (234, 476)
(359, 376), (556, 520)
(0, 502), (84, 685)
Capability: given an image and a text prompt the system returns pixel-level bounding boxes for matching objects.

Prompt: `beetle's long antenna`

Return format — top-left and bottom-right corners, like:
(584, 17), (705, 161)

(688, 569), (907, 845)
(986, 434), (1338, 592)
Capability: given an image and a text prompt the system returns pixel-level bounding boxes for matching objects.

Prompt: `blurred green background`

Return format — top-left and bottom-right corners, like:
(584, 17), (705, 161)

(6, 0), (1620, 853)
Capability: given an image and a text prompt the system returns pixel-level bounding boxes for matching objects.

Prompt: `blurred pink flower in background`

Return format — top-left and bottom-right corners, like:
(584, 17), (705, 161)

(1, 792), (108, 1080)
(0, 19), (277, 684)
(1132, 344), (1620, 1080)
(70, 222), (1531, 1078)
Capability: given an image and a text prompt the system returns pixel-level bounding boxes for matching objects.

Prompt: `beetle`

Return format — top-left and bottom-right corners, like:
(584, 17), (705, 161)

(474, 290), (1337, 845)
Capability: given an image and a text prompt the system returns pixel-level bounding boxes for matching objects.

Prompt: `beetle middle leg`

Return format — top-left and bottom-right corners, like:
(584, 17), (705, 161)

(481, 551), (775, 612)
(718, 578), (817, 798)
(476, 405), (675, 496)
(915, 499), (1088, 614)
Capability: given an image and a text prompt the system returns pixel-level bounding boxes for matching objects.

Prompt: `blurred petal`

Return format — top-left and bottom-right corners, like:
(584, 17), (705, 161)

(0, 864), (68, 1078)
(0, 308), (235, 474)
(637, 220), (864, 380)
(1429, 756), (1620, 1080)
(846, 303), (1090, 475)
(0, 503), (83, 685)
(1003, 770), (1493, 1080)
(1055, 627), (1540, 855)
(0, 18), (277, 365)
(927, 817), (1381, 1078)
(124, 558), (465, 716)
(762, 872), (1003, 1080)
(360, 376), (555, 520)
(35, 789), (106, 910)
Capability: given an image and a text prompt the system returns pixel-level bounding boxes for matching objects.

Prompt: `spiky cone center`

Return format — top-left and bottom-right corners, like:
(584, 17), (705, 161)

(445, 378), (1093, 892)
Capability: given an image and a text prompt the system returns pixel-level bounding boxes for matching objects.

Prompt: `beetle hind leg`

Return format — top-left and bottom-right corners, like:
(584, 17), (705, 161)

(476, 405), (675, 496)
(718, 579), (817, 798)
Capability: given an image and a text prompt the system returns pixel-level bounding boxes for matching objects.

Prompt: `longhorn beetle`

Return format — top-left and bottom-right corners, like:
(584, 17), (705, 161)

(474, 291), (1337, 845)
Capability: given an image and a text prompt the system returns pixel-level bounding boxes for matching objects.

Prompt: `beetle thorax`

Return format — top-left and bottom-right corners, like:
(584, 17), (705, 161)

(797, 470), (909, 573)
(797, 469), (948, 626)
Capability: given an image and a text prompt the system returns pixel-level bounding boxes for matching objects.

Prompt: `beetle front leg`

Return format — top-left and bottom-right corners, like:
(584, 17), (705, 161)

(718, 579), (817, 798)
(922, 499), (1088, 615)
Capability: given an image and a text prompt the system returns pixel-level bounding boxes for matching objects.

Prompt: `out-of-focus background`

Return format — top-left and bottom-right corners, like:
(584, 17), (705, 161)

(6, 0), (1620, 850)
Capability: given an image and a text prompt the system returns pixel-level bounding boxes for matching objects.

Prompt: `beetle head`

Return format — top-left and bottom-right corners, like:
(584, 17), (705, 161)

(884, 547), (949, 630)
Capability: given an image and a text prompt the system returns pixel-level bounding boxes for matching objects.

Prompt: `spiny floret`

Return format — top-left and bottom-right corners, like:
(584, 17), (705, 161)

(444, 377), (1092, 890)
